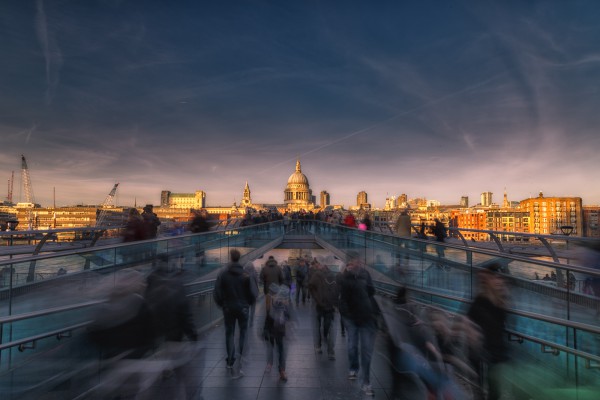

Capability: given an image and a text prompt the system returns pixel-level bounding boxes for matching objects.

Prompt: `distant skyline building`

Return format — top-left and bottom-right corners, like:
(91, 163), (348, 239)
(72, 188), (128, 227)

(583, 206), (600, 238)
(160, 190), (206, 209)
(357, 191), (368, 208)
(460, 196), (469, 208)
(320, 190), (330, 208)
(481, 191), (493, 207)
(397, 193), (408, 208)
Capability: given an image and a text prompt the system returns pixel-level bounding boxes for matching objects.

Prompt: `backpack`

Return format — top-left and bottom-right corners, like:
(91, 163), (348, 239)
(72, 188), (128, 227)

(269, 296), (289, 334)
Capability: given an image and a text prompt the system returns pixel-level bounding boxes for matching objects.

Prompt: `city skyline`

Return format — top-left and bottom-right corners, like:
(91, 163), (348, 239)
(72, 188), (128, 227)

(2, 1), (600, 208)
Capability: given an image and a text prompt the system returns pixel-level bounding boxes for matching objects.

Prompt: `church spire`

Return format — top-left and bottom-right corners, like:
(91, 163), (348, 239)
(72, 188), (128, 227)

(296, 159), (301, 172)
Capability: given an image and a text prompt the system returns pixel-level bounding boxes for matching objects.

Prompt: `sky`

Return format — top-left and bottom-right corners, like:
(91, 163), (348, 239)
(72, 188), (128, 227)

(1, 0), (600, 209)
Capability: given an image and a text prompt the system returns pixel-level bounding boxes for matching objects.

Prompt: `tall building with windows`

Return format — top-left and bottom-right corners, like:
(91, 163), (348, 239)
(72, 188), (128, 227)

(519, 192), (583, 235)
(320, 191), (330, 208)
(460, 196), (469, 208)
(284, 160), (314, 211)
(583, 205), (600, 238)
(481, 192), (493, 207)
(357, 191), (369, 208)
(160, 190), (206, 209)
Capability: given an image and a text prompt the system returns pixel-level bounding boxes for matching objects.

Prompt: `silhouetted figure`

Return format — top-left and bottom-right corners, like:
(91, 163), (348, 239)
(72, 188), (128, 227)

(213, 249), (258, 378)
(244, 261), (259, 327)
(122, 208), (145, 242)
(467, 265), (511, 400)
(338, 251), (378, 396)
(141, 204), (161, 239)
(308, 261), (339, 359)
(87, 269), (154, 360)
(189, 209), (210, 233)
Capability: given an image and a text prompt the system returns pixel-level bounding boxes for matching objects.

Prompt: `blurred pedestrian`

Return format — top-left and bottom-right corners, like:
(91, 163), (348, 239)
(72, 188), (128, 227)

(244, 261), (259, 327)
(87, 269), (154, 360)
(260, 256), (283, 311)
(263, 283), (292, 382)
(295, 258), (309, 305)
(122, 208), (145, 242)
(141, 204), (161, 239)
(213, 249), (258, 378)
(467, 264), (511, 400)
(338, 251), (379, 396)
(308, 260), (339, 359)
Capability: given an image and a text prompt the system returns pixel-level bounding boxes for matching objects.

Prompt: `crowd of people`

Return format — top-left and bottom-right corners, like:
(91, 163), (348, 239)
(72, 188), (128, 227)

(104, 206), (600, 399)
(208, 248), (519, 399)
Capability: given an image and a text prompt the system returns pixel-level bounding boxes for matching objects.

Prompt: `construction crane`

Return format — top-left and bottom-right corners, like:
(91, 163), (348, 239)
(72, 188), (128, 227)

(7, 170), (14, 203)
(95, 183), (119, 227)
(21, 155), (35, 205)
(19, 155), (38, 229)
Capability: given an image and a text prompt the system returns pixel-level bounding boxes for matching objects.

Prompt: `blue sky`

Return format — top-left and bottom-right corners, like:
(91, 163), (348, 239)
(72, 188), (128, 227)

(1, 0), (600, 208)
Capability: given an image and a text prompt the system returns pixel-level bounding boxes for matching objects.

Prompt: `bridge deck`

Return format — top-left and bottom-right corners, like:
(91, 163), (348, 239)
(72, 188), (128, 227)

(162, 296), (406, 400)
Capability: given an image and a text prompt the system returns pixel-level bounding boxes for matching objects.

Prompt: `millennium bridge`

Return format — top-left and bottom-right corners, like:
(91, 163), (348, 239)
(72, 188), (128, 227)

(0, 221), (599, 399)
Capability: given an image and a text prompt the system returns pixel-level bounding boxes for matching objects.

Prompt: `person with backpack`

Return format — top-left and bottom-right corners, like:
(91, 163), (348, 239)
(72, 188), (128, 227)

(263, 283), (291, 382)
(213, 249), (258, 378)
(260, 256), (283, 311)
(308, 259), (339, 360)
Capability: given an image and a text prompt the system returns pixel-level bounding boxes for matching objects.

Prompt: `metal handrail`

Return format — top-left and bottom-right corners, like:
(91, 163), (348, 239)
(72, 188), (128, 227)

(0, 300), (103, 324)
(373, 280), (600, 367)
(0, 322), (91, 352)
(373, 280), (600, 336)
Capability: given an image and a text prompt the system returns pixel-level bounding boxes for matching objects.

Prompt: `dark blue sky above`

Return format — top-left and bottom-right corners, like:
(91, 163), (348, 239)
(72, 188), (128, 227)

(2, 0), (600, 207)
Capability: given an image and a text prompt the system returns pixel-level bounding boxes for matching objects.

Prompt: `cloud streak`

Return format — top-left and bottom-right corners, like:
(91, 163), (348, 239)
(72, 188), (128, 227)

(35, 0), (62, 104)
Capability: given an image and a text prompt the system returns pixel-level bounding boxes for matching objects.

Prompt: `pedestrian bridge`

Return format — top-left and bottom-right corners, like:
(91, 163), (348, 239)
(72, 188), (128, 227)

(1, 221), (599, 399)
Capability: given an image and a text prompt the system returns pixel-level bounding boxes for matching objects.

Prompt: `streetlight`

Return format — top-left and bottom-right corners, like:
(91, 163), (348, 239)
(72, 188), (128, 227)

(558, 225), (574, 290)
(560, 226), (574, 236)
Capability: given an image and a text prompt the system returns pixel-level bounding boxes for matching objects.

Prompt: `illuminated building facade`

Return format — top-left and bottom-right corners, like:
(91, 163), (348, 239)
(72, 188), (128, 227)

(160, 190), (206, 209)
(519, 192), (583, 236)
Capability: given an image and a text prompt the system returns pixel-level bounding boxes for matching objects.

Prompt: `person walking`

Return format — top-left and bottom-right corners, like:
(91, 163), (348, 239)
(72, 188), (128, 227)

(244, 261), (259, 327)
(263, 283), (292, 382)
(308, 260), (339, 360)
(338, 251), (379, 396)
(213, 249), (258, 378)
(433, 218), (447, 269)
(281, 261), (293, 299)
(260, 256), (283, 311)
(295, 258), (309, 305)
(467, 264), (511, 400)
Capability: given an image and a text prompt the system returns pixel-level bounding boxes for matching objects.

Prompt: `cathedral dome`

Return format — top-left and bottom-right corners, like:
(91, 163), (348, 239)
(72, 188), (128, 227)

(287, 160), (309, 186)
(284, 159), (314, 210)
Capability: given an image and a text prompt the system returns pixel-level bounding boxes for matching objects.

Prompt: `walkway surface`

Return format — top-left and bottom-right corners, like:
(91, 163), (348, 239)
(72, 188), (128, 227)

(180, 296), (407, 400)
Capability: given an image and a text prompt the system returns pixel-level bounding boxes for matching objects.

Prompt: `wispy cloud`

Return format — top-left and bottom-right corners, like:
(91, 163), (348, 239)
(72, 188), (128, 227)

(35, 0), (63, 104)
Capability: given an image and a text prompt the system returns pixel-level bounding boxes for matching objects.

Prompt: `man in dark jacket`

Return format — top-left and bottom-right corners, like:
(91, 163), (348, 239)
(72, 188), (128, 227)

(308, 260), (339, 359)
(260, 256), (283, 312)
(213, 249), (258, 376)
(338, 251), (378, 396)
